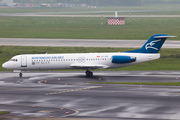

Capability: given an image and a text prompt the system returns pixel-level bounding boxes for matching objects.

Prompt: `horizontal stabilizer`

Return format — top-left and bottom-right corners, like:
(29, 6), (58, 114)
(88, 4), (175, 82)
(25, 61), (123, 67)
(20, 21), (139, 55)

(154, 36), (177, 39)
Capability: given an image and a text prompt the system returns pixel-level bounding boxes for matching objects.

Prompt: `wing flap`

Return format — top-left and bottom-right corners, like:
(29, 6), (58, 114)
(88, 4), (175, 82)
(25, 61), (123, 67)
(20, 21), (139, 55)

(70, 64), (108, 69)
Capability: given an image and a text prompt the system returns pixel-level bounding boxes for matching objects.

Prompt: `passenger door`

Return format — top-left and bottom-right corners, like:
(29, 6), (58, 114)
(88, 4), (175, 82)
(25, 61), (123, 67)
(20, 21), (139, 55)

(21, 56), (27, 67)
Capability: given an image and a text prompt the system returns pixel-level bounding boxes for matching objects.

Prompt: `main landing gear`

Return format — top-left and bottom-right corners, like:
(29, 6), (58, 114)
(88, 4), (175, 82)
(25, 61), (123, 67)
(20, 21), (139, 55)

(85, 70), (93, 77)
(19, 72), (23, 77)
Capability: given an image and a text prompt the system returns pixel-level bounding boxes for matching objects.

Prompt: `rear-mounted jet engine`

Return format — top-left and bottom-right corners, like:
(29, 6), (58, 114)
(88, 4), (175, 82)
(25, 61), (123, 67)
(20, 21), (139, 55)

(112, 56), (136, 63)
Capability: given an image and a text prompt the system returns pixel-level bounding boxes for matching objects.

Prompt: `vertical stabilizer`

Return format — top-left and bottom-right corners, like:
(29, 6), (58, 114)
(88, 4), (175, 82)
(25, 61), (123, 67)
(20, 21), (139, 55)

(139, 34), (175, 53)
(126, 34), (176, 53)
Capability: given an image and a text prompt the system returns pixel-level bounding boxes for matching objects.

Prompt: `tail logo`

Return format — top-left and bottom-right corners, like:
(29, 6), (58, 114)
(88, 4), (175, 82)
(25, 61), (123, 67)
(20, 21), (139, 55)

(145, 39), (161, 50)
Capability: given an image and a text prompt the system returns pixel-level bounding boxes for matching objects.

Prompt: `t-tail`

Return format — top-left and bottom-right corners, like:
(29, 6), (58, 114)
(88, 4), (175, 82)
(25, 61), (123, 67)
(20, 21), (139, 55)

(126, 34), (176, 53)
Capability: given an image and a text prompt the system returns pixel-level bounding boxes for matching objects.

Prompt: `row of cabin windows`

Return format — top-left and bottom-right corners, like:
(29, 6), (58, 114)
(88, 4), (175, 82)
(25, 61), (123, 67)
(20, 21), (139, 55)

(32, 58), (110, 62)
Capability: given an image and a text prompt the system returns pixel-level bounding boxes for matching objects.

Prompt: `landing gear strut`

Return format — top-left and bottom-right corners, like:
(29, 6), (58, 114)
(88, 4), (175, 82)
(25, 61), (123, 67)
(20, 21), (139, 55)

(19, 72), (23, 77)
(85, 70), (93, 77)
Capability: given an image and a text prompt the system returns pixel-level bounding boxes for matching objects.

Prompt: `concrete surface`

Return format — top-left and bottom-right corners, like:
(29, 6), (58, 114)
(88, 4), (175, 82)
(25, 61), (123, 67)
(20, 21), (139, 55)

(0, 71), (180, 120)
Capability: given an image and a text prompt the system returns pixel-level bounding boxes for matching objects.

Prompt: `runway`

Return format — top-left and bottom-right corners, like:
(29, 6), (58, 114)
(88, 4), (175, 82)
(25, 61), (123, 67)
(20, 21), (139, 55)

(0, 71), (180, 120)
(1, 14), (180, 17)
(0, 38), (180, 48)
(0, 9), (180, 17)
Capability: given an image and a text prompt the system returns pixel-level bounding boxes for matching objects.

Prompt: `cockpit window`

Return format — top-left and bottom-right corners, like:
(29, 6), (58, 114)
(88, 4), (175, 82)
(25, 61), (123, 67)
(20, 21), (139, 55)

(9, 59), (18, 62)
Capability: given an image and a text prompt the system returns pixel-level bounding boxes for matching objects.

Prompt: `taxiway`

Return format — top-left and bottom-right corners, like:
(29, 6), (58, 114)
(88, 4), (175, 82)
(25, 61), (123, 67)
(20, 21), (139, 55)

(0, 71), (180, 120)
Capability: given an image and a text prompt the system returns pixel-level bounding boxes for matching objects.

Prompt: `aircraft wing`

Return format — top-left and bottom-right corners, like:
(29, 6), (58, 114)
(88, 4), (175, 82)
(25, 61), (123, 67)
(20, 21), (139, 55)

(70, 64), (109, 69)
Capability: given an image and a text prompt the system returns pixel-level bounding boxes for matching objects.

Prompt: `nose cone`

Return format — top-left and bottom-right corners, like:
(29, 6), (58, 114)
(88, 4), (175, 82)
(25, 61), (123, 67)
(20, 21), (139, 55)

(2, 62), (10, 69)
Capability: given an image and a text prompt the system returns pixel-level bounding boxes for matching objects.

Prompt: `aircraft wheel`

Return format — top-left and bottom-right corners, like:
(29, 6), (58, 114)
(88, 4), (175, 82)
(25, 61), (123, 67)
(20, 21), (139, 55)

(85, 71), (88, 75)
(19, 73), (22, 77)
(85, 71), (93, 77)
(89, 72), (93, 77)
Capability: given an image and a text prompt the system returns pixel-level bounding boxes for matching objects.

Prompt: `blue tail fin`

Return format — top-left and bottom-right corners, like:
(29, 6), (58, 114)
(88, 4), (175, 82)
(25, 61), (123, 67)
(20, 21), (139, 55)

(126, 34), (176, 53)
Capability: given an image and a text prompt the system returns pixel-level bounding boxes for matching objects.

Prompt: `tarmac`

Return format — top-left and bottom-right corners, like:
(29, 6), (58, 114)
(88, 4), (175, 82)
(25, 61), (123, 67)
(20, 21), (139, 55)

(0, 71), (180, 120)
(0, 38), (180, 48)
(1, 14), (180, 17)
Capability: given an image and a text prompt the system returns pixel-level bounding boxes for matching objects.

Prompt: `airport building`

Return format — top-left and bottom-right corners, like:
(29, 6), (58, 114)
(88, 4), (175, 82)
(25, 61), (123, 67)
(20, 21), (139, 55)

(0, 0), (13, 6)
(60, 3), (74, 7)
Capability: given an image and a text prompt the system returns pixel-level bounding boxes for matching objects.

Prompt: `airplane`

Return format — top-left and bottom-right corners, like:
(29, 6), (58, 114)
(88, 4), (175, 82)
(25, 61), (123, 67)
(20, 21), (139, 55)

(2, 34), (176, 77)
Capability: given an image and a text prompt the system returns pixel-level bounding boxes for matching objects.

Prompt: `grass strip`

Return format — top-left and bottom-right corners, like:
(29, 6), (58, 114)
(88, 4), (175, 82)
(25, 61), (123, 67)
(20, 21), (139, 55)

(88, 82), (180, 86)
(0, 16), (179, 40)
(0, 111), (10, 115)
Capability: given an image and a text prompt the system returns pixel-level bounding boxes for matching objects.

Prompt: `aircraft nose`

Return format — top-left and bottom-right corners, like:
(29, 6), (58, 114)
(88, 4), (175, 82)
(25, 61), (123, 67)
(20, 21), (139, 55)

(2, 62), (9, 69)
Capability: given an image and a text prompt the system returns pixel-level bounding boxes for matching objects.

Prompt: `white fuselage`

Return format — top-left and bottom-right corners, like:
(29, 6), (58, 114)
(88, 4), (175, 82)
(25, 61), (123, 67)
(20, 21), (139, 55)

(2, 52), (160, 71)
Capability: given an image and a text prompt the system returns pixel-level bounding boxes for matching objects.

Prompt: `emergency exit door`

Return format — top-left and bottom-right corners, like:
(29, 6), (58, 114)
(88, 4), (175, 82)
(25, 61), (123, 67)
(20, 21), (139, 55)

(21, 56), (27, 67)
